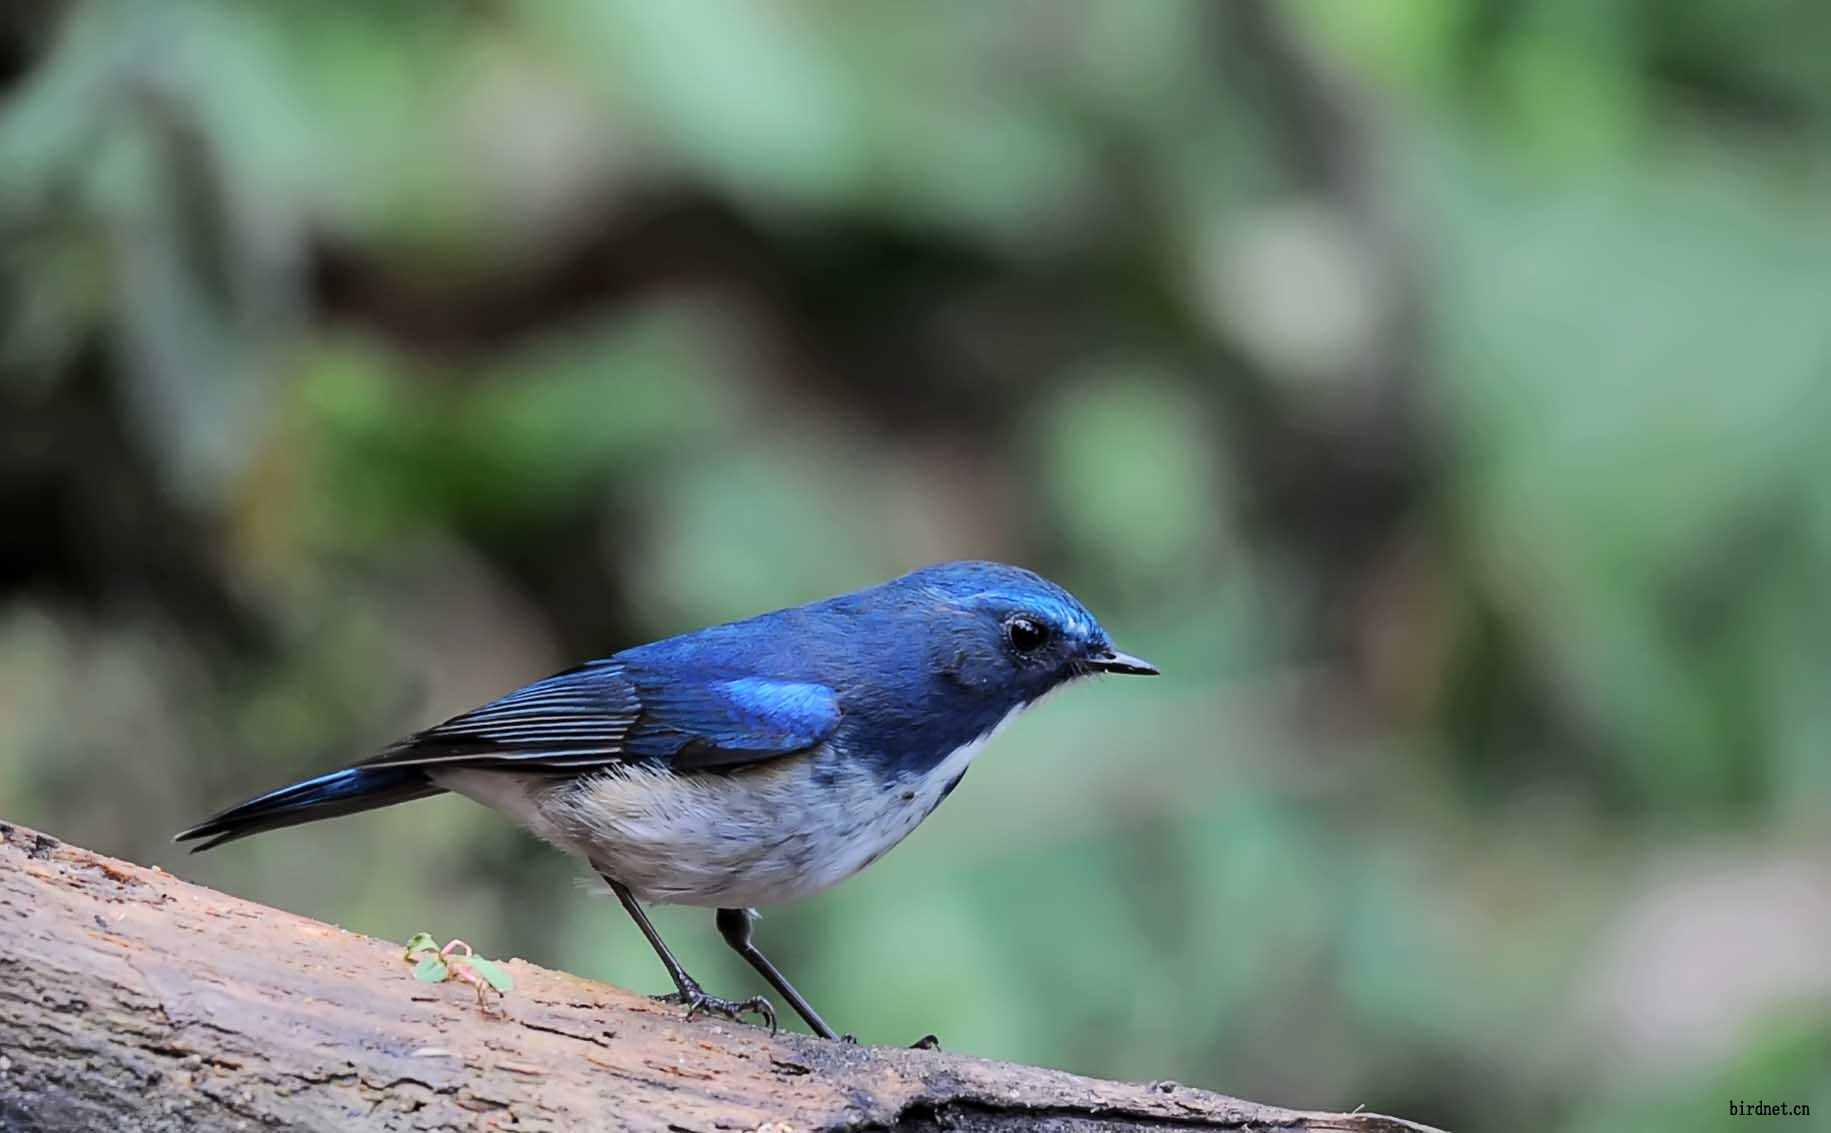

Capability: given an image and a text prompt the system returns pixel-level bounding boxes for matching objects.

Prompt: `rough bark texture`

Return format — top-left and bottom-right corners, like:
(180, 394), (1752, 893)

(0, 820), (1444, 1132)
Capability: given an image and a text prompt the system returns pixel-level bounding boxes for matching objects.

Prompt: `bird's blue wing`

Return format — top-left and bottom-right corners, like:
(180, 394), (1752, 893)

(620, 675), (844, 771)
(361, 660), (840, 773)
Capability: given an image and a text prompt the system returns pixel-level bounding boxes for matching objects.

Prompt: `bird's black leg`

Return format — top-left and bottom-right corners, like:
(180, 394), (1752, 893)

(715, 907), (841, 1041)
(603, 876), (776, 1033)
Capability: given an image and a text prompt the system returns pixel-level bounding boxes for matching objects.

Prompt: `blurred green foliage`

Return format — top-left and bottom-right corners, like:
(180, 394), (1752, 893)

(3, 3), (1829, 1130)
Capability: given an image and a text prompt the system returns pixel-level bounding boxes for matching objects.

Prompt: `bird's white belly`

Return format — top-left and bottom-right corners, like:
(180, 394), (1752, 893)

(434, 724), (1005, 908)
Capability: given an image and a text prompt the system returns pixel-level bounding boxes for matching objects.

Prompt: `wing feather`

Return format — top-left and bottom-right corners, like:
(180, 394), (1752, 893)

(360, 660), (839, 774)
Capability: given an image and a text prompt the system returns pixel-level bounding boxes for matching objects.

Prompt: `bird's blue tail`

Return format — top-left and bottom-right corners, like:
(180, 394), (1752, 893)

(173, 765), (442, 852)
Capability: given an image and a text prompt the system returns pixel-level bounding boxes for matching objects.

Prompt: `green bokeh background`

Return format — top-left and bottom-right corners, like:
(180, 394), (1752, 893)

(3, 3), (1829, 1129)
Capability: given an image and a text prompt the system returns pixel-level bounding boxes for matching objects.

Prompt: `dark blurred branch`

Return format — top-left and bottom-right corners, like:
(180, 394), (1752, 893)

(0, 0), (62, 90)
(1218, 1), (1436, 656)
(1228, 0), (1424, 438)
(0, 346), (271, 664)
(0, 819), (1444, 1133)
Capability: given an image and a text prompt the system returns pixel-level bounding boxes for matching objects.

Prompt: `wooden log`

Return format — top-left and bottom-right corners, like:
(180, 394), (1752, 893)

(0, 820), (1444, 1132)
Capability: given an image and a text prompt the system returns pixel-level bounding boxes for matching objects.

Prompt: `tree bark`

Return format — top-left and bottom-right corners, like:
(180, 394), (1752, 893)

(0, 820), (1444, 1132)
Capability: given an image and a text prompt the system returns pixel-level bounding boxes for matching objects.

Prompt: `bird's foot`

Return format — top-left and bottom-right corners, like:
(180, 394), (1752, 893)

(835, 1033), (941, 1049)
(654, 983), (777, 1033)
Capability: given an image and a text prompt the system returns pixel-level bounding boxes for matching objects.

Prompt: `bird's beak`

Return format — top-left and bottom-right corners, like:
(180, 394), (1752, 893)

(1085, 647), (1159, 676)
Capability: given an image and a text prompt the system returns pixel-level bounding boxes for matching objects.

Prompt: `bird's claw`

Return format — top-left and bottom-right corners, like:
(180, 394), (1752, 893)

(835, 1033), (940, 1049)
(654, 986), (778, 1033)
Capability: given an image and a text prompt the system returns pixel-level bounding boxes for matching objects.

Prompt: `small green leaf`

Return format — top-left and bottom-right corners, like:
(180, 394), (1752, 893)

(412, 956), (450, 983)
(463, 955), (513, 994)
(404, 932), (439, 958)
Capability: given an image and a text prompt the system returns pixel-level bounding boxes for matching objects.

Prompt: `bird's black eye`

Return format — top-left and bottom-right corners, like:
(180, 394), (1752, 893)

(1005, 615), (1050, 654)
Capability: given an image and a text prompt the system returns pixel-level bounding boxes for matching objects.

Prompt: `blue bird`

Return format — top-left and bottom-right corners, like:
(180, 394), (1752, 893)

(176, 561), (1157, 1040)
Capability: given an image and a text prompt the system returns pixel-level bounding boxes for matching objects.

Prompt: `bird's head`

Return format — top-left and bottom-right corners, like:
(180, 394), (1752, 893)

(891, 561), (1158, 709)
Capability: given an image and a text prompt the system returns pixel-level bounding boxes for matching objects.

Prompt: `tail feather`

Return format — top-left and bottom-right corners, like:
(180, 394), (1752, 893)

(174, 765), (443, 852)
